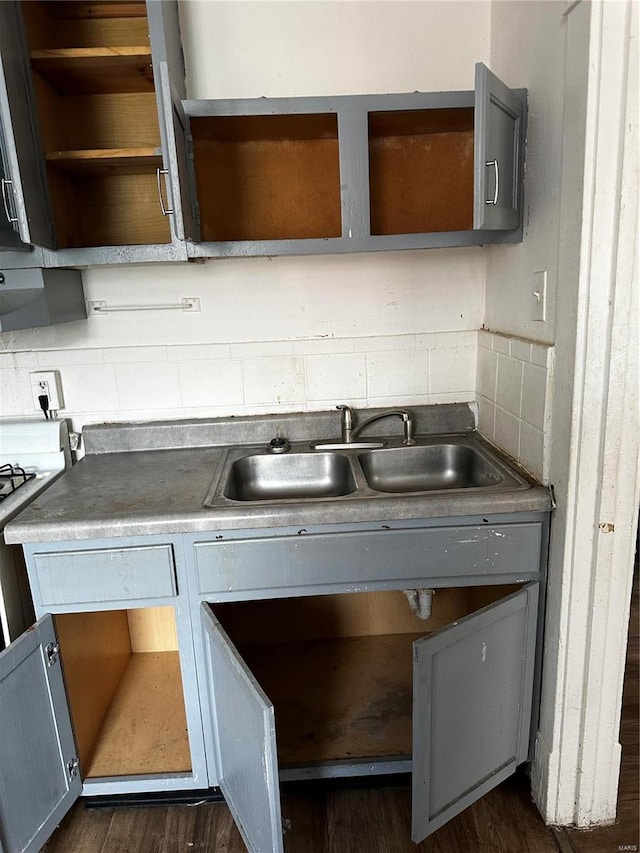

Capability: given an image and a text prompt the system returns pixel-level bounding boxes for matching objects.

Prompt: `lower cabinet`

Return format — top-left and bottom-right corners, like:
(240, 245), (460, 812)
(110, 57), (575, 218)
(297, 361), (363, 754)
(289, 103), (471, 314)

(200, 583), (540, 851)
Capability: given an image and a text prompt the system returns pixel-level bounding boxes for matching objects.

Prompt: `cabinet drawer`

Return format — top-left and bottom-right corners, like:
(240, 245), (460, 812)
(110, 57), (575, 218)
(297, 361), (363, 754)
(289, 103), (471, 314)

(195, 523), (543, 595)
(33, 545), (177, 606)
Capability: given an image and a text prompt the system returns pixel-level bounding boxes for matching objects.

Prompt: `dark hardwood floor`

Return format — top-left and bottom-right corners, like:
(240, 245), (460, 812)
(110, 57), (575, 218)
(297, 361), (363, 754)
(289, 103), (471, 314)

(43, 573), (639, 853)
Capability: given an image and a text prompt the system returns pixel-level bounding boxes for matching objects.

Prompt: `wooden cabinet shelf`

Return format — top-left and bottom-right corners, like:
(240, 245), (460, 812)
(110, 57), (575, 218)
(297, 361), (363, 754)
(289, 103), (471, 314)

(30, 47), (153, 94)
(46, 147), (162, 175)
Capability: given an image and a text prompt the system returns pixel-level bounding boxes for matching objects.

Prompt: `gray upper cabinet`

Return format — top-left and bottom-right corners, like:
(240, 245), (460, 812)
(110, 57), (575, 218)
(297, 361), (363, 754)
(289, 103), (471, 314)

(182, 63), (526, 258)
(0, 615), (81, 853)
(473, 62), (524, 231)
(0, 0), (189, 267)
(0, 2), (54, 252)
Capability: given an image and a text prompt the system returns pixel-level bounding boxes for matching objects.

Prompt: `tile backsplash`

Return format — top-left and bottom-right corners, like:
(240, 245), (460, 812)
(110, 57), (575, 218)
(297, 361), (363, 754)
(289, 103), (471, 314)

(0, 331), (477, 435)
(476, 329), (553, 480)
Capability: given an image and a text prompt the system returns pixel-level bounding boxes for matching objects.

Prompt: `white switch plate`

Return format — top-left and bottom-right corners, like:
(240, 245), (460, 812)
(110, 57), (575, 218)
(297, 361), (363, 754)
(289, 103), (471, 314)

(532, 270), (548, 322)
(30, 370), (64, 412)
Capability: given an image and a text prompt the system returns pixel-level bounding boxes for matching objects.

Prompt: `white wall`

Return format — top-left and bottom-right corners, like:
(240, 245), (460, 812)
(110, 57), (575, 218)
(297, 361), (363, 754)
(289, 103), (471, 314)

(485, 0), (567, 344)
(0, 1), (491, 429)
(476, 1), (566, 478)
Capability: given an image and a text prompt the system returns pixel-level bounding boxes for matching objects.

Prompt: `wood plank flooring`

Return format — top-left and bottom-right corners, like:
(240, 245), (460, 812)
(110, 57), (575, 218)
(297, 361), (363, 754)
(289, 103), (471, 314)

(43, 572), (639, 853)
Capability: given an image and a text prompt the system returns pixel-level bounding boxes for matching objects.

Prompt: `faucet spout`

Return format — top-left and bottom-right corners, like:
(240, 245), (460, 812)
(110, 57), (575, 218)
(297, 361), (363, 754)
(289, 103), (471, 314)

(351, 409), (416, 446)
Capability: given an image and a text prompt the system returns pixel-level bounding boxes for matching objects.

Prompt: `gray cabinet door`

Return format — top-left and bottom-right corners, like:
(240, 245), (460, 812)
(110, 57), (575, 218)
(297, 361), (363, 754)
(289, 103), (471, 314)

(148, 0), (199, 242)
(412, 582), (539, 842)
(201, 604), (284, 853)
(0, 2), (54, 251)
(0, 615), (80, 853)
(473, 62), (524, 231)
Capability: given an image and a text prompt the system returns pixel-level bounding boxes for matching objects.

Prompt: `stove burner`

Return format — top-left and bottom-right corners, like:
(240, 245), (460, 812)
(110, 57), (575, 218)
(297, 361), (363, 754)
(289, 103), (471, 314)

(0, 464), (36, 502)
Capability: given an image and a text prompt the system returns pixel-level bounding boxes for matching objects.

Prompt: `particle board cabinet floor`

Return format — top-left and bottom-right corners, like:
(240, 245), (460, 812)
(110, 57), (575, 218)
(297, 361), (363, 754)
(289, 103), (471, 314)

(42, 572), (639, 853)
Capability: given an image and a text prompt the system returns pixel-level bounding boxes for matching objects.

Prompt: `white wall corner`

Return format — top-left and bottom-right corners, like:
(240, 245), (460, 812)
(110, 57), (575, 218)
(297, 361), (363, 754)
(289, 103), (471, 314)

(532, 0), (640, 828)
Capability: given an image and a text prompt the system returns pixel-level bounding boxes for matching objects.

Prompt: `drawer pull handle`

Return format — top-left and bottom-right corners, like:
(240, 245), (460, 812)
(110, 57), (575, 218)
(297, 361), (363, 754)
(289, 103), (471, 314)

(1, 178), (18, 223)
(486, 160), (499, 205)
(156, 167), (174, 216)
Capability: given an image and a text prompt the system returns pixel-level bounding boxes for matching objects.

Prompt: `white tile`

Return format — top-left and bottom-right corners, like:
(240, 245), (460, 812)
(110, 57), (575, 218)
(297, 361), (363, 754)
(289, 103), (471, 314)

(367, 394), (431, 407)
(366, 350), (428, 398)
(242, 356), (306, 405)
(13, 352), (38, 368)
(0, 354), (15, 370)
(477, 395), (496, 441)
(305, 353), (367, 401)
(477, 329), (493, 351)
(115, 362), (181, 410)
(0, 369), (22, 417)
(494, 406), (520, 460)
(37, 349), (104, 367)
(168, 343), (232, 361)
(495, 354), (523, 416)
(521, 363), (547, 430)
(519, 421), (544, 479)
(477, 347), (498, 400)
(56, 365), (119, 412)
(531, 342), (551, 367)
(293, 338), (355, 356)
(492, 333), (511, 355)
(418, 330), (477, 350)
(103, 346), (167, 364)
(354, 334), (416, 352)
(230, 340), (294, 359)
(429, 346), (476, 395)
(510, 338), (533, 363)
(178, 360), (244, 407)
(428, 392), (474, 404)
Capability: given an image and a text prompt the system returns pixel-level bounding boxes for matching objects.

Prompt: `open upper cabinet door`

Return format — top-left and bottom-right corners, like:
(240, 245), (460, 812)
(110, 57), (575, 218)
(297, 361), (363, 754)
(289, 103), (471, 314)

(0, 2), (54, 251)
(0, 615), (81, 853)
(473, 62), (525, 231)
(412, 582), (539, 842)
(201, 604), (284, 853)
(147, 0), (200, 242)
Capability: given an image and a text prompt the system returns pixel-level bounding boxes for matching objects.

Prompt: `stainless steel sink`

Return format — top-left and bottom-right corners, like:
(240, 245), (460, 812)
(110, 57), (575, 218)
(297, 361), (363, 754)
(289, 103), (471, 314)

(358, 444), (505, 493)
(223, 452), (357, 501)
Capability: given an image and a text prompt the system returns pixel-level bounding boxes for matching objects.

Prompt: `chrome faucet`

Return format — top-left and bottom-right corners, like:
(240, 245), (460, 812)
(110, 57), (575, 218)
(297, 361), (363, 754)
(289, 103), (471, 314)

(336, 405), (416, 446)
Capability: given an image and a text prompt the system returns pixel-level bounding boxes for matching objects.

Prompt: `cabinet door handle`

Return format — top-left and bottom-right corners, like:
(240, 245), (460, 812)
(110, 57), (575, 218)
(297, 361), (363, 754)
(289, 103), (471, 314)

(485, 160), (499, 205)
(1, 178), (18, 223)
(156, 167), (174, 216)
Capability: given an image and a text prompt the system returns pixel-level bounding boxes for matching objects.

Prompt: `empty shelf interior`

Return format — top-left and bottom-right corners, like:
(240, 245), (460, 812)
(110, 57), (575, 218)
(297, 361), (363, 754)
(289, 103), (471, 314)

(190, 113), (342, 242)
(21, 1), (169, 248)
(369, 107), (475, 235)
(214, 587), (518, 767)
(55, 606), (192, 779)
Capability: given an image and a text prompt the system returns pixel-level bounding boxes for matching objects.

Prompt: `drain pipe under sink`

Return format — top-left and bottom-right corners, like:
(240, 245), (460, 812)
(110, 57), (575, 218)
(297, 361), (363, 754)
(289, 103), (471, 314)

(403, 588), (434, 620)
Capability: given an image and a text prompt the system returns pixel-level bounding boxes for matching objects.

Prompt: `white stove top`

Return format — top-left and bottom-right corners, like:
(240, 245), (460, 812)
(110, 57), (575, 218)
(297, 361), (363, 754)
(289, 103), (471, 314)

(0, 419), (71, 525)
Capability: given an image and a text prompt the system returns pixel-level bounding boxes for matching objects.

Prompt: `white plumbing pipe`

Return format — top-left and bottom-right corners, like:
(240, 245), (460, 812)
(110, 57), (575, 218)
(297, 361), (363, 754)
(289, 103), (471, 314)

(403, 588), (434, 620)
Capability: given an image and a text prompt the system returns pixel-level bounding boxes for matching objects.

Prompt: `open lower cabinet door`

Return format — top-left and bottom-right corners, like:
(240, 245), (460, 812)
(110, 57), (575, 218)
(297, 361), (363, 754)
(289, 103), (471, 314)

(0, 615), (81, 853)
(412, 582), (539, 842)
(201, 604), (284, 853)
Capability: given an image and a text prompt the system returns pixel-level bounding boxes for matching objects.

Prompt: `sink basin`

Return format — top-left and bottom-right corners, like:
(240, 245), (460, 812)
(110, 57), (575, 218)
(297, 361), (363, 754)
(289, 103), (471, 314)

(224, 452), (356, 501)
(359, 444), (504, 493)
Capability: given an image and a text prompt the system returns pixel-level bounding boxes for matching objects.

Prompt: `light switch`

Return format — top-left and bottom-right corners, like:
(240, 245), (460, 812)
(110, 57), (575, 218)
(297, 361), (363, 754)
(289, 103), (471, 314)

(532, 270), (547, 322)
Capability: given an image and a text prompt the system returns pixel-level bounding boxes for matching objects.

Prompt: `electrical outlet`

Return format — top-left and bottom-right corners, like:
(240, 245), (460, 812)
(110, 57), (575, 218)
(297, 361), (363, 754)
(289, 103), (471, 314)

(30, 370), (64, 413)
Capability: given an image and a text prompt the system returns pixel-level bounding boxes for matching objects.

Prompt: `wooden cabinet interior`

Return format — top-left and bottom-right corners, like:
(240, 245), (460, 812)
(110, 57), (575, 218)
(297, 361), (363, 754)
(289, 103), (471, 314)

(20, 1), (170, 248)
(54, 606), (191, 779)
(368, 108), (474, 235)
(190, 114), (342, 242)
(213, 585), (518, 768)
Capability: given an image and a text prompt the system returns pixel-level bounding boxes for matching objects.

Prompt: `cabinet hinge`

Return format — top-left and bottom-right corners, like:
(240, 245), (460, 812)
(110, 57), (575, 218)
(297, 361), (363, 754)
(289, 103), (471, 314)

(45, 642), (60, 666)
(187, 133), (195, 161)
(67, 757), (80, 781)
